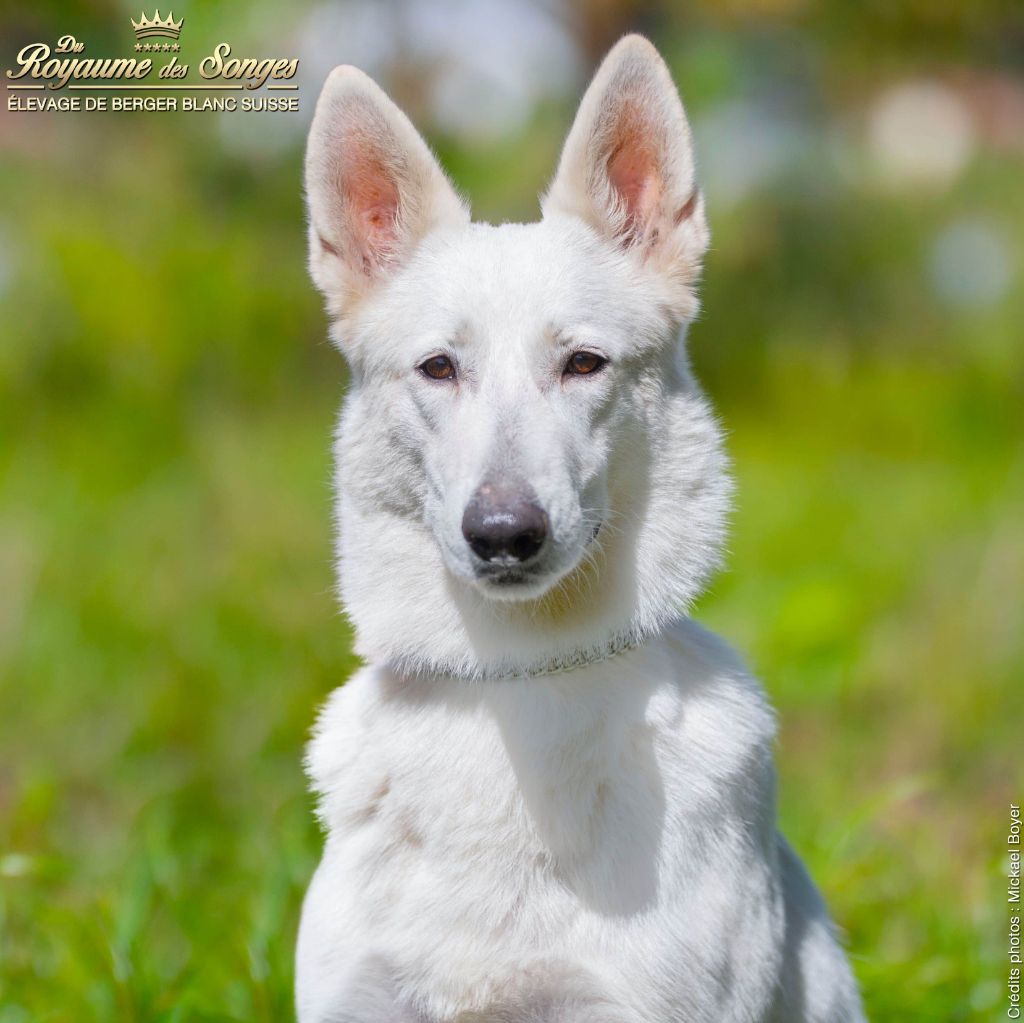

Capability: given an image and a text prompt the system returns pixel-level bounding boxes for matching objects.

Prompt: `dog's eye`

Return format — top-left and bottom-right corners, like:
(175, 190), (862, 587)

(564, 351), (607, 377)
(419, 355), (456, 381)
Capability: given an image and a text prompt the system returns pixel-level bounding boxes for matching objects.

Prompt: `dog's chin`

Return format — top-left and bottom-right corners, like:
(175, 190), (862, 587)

(463, 563), (558, 602)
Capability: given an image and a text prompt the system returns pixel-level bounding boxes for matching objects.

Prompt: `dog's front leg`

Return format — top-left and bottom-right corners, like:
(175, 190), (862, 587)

(297, 858), (429, 1023)
(330, 967), (428, 1023)
(471, 962), (643, 1023)
(454, 1004), (636, 1023)
(298, 952), (431, 1023)
(520, 999), (642, 1023)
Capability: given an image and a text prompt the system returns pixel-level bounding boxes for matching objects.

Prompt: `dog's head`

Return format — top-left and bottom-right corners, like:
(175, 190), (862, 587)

(305, 35), (729, 676)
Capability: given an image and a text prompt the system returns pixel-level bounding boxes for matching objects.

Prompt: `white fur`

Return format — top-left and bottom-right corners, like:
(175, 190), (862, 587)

(298, 34), (865, 1022)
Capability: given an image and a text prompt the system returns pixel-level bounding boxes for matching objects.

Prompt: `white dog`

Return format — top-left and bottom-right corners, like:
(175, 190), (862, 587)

(297, 34), (866, 1023)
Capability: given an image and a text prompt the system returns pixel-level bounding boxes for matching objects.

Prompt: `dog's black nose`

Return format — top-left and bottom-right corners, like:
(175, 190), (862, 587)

(462, 484), (548, 564)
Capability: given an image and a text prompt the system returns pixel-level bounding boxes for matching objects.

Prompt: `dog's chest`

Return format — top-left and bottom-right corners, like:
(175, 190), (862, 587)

(317, 673), (666, 948)
(303, 641), (785, 1020)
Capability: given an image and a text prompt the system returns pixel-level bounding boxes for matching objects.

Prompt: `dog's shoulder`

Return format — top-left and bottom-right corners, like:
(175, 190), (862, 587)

(652, 618), (778, 790)
(665, 616), (774, 726)
(305, 665), (484, 829)
(304, 667), (387, 818)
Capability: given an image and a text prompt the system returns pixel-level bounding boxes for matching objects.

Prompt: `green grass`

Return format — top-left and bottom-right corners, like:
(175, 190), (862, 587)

(1, 9), (1022, 1019)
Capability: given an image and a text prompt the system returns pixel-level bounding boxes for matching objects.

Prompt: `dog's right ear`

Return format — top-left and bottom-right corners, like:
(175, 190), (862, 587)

(305, 67), (469, 324)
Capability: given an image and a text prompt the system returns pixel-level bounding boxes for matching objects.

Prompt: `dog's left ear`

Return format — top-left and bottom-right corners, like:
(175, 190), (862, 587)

(543, 35), (708, 315)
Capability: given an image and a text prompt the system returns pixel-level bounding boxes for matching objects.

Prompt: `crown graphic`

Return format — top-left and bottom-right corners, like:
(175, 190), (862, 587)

(131, 10), (184, 40)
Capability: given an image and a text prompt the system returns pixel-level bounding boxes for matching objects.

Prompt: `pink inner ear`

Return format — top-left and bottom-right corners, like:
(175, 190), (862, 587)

(606, 118), (663, 238)
(342, 139), (401, 270)
(355, 182), (399, 249)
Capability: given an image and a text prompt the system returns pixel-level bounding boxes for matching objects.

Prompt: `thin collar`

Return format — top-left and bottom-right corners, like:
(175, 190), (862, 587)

(404, 630), (644, 683)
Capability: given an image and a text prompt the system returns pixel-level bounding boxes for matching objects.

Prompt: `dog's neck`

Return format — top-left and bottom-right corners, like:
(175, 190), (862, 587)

(333, 362), (731, 682)
(407, 628), (643, 683)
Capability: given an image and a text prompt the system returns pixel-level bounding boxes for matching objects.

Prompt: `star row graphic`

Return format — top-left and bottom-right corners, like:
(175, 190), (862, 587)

(134, 42), (180, 52)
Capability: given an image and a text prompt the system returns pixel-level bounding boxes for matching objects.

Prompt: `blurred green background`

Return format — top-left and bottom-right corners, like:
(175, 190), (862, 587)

(1, 0), (1022, 1019)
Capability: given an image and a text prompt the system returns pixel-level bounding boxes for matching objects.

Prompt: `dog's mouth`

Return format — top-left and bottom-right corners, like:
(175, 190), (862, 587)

(472, 561), (549, 594)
